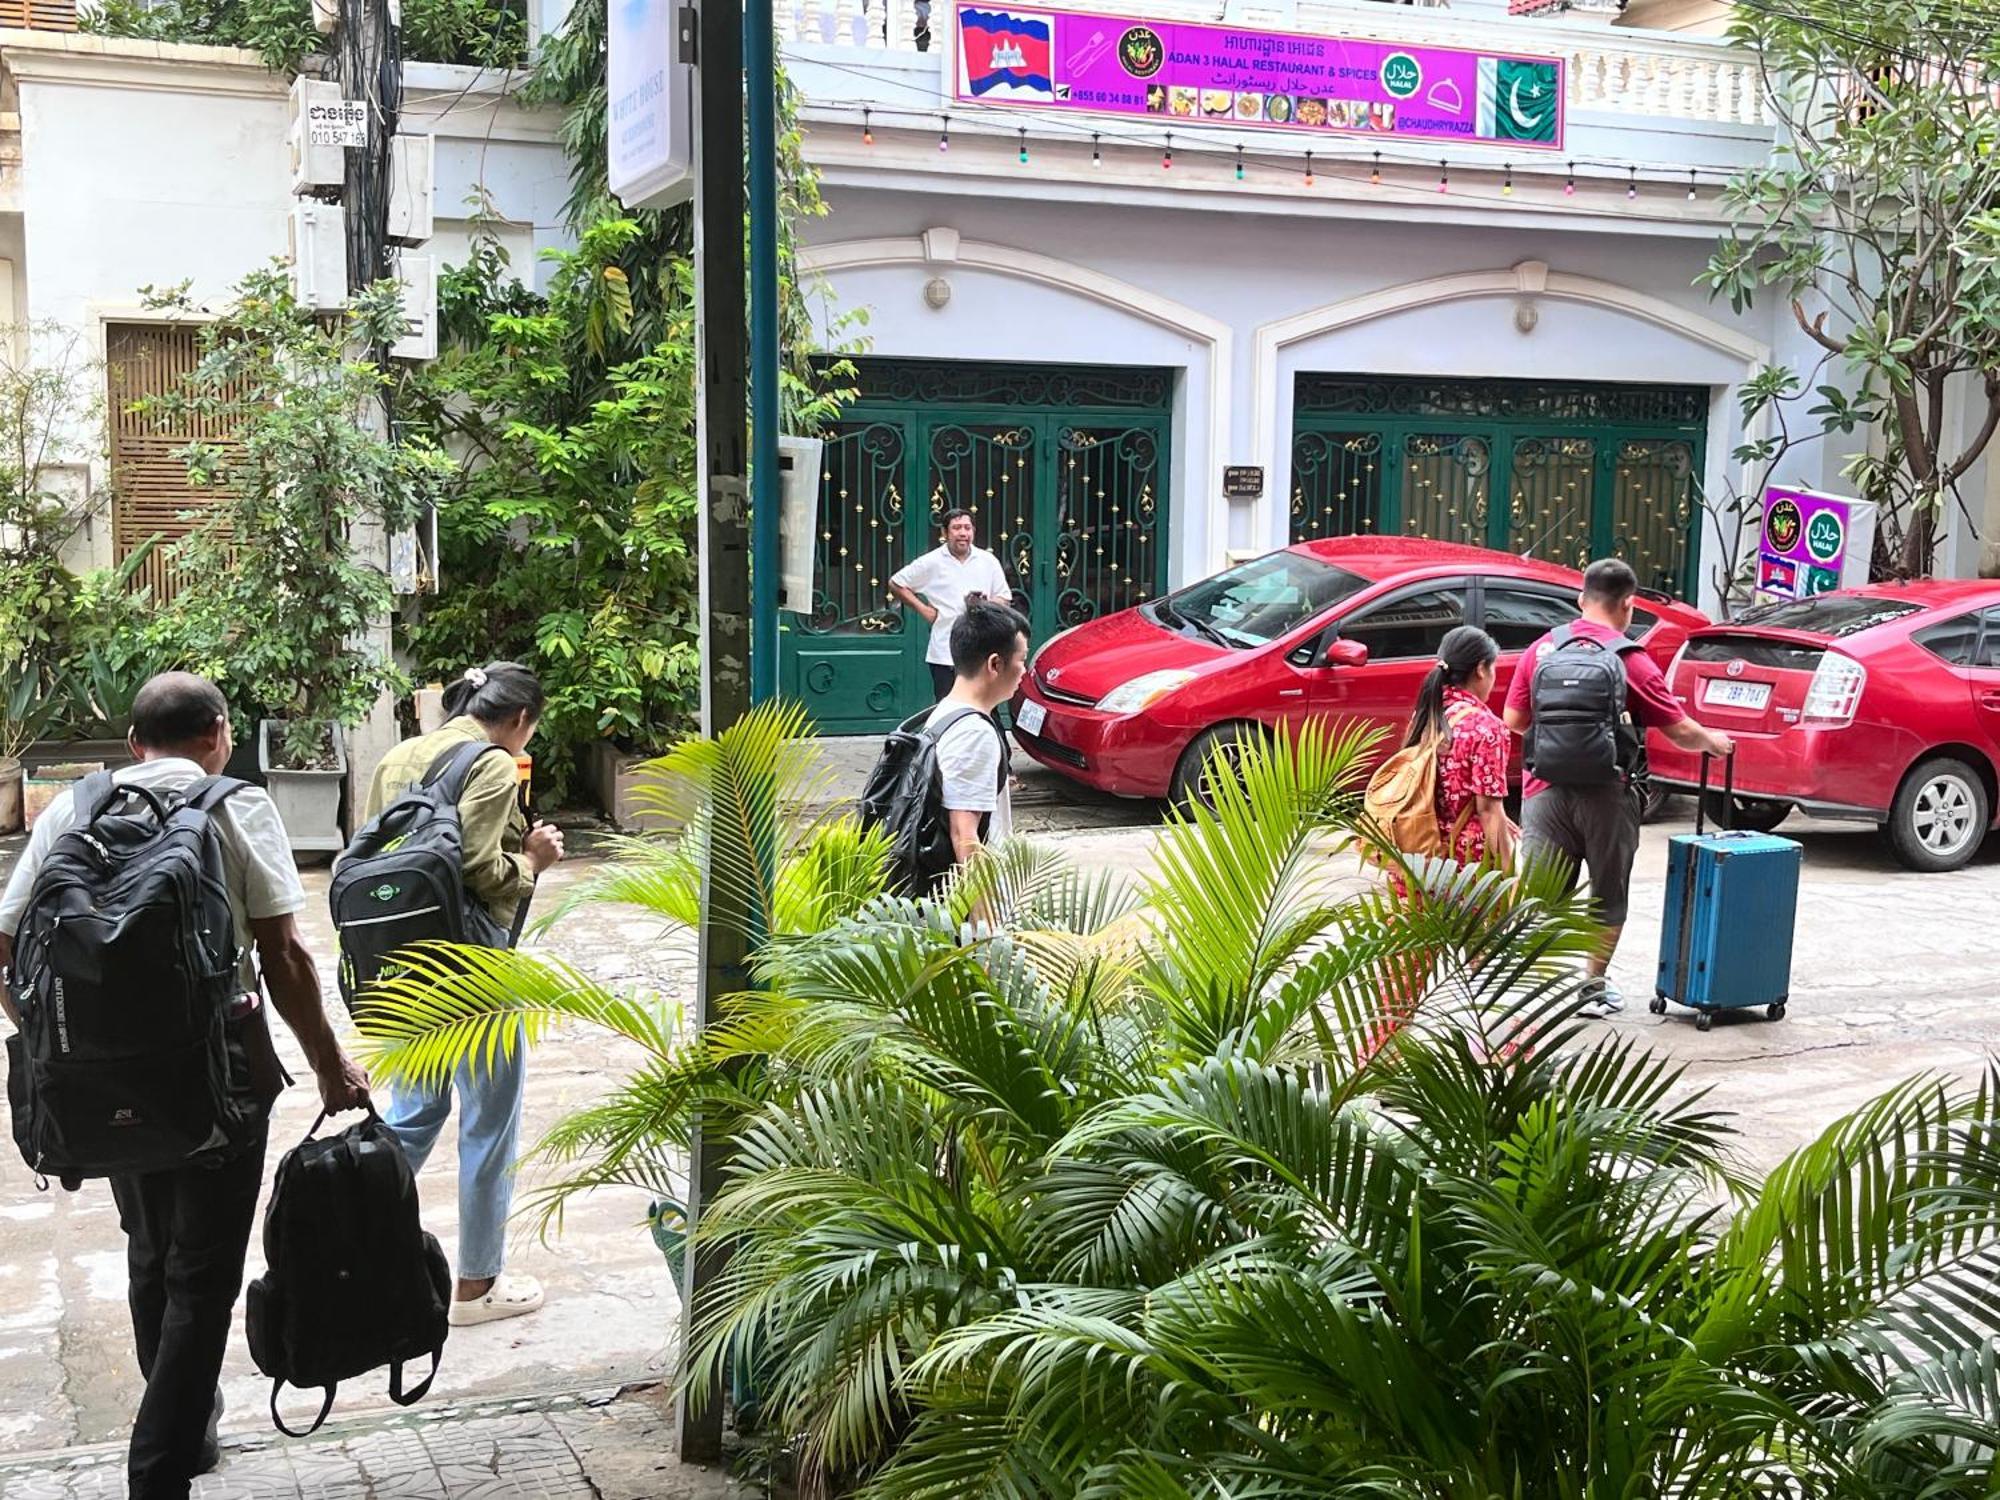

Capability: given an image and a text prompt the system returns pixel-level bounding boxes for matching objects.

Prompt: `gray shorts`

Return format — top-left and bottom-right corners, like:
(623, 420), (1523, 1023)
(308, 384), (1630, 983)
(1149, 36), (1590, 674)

(1521, 783), (1642, 928)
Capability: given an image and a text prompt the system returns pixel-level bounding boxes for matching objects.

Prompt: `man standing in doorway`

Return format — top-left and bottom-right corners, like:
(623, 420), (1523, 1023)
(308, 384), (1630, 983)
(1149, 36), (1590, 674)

(1503, 559), (1735, 1017)
(890, 507), (1014, 700)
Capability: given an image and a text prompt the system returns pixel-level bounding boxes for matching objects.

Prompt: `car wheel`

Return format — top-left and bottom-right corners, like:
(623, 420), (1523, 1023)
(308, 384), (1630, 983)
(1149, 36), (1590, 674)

(1698, 792), (1791, 835)
(1170, 724), (1264, 816)
(1885, 756), (1990, 873)
(1640, 783), (1674, 823)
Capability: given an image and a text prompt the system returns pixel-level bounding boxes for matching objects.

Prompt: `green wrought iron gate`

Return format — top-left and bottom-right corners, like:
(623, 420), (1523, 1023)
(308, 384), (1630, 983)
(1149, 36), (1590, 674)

(1289, 376), (1707, 598)
(784, 360), (1173, 733)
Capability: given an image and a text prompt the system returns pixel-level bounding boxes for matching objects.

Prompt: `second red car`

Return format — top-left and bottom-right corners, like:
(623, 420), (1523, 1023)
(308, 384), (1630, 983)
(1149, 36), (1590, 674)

(1648, 581), (2000, 871)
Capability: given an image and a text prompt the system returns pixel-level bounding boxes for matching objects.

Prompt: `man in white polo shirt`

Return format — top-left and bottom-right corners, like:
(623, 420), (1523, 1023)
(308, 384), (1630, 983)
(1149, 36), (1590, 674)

(0, 672), (367, 1500)
(889, 507), (1014, 700)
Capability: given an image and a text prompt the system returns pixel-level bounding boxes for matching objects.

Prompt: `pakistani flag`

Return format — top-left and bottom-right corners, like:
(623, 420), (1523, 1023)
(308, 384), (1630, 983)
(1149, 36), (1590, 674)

(1478, 58), (1559, 143)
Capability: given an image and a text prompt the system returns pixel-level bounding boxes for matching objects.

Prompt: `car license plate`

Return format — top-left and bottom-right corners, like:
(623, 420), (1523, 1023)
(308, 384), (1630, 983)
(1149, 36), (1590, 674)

(1016, 699), (1048, 736)
(1701, 678), (1771, 711)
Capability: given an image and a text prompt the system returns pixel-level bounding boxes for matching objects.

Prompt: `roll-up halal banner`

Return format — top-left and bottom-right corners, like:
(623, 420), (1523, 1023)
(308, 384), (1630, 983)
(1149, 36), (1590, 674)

(951, 2), (1565, 151)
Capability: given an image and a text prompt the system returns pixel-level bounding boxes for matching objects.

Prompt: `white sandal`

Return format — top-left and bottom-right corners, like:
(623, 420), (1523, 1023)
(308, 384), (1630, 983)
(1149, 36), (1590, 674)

(449, 1272), (546, 1327)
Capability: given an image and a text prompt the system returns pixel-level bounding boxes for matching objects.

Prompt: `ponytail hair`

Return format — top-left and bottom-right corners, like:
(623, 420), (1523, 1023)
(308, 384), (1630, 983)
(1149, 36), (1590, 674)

(442, 660), (545, 727)
(1404, 625), (1499, 748)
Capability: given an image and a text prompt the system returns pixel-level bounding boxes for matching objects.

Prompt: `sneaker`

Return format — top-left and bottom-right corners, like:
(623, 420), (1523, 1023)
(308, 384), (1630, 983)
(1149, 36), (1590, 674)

(1577, 978), (1625, 1019)
(449, 1272), (546, 1327)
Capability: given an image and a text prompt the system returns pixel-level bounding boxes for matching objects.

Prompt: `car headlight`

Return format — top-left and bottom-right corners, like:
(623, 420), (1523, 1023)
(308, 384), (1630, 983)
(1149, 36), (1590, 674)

(1095, 669), (1194, 715)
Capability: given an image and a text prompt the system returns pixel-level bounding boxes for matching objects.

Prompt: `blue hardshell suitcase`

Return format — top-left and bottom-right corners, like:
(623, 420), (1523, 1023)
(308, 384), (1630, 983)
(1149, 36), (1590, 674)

(1652, 757), (1802, 1032)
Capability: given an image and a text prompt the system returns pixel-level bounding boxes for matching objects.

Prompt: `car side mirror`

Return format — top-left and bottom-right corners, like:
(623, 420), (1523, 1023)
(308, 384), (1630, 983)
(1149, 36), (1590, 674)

(1323, 638), (1370, 669)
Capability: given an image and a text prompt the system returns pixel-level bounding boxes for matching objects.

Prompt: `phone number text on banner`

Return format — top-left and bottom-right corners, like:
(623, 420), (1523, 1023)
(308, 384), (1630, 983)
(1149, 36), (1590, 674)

(952, 2), (1565, 151)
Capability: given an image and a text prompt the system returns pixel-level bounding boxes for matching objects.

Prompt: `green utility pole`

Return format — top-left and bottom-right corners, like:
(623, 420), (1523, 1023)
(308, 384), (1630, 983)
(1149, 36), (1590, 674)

(746, 0), (782, 703)
(679, 0), (753, 1463)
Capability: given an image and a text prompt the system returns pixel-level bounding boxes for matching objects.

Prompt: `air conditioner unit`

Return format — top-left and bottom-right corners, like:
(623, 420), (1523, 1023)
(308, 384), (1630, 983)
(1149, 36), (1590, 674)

(386, 133), (434, 246)
(391, 253), (436, 361)
(288, 77), (345, 196)
(776, 436), (825, 614)
(288, 202), (349, 312)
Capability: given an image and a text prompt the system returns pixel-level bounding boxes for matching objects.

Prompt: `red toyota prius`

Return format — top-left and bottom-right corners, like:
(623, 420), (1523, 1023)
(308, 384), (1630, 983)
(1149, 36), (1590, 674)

(1010, 536), (1708, 806)
(1647, 581), (2000, 871)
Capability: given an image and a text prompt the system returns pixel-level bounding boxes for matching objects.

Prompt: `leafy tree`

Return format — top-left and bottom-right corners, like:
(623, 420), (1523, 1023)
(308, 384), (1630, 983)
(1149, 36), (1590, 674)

(363, 713), (2000, 1496)
(138, 268), (454, 765)
(400, 0), (855, 793)
(0, 323), (107, 687)
(397, 221), (710, 789)
(1706, 0), (2000, 577)
(82, 0), (527, 71)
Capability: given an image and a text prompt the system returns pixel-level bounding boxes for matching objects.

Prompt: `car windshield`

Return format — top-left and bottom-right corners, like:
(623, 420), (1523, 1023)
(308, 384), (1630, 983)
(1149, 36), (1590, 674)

(1735, 594), (1924, 639)
(1165, 551), (1371, 647)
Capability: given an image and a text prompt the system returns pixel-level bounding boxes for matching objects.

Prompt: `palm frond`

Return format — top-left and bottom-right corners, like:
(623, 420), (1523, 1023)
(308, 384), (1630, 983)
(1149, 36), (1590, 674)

(355, 941), (678, 1090)
(1141, 717), (1381, 1056)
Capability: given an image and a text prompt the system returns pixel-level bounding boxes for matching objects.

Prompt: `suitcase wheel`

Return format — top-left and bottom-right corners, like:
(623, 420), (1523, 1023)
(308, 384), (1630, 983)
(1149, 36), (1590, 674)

(1648, 996), (1667, 1016)
(1695, 1011), (1714, 1033)
(1766, 1002), (1787, 1023)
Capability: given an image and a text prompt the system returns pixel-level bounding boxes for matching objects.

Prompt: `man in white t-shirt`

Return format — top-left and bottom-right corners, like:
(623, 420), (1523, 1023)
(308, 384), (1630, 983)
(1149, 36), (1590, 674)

(890, 507), (1014, 700)
(925, 598), (1030, 871)
(0, 673), (367, 1500)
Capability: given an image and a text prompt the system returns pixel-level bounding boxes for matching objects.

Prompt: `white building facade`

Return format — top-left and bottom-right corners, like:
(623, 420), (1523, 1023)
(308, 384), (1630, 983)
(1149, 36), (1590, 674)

(5, 2), (1995, 744)
(0, 22), (573, 591)
(776, 0), (1996, 731)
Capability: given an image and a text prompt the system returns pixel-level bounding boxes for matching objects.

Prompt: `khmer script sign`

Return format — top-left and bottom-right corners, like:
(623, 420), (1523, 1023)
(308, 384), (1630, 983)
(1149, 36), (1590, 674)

(951, 2), (1564, 150)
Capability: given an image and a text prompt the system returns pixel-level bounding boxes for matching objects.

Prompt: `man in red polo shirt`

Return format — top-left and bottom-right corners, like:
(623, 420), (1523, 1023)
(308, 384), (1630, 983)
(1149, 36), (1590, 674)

(1504, 559), (1734, 1016)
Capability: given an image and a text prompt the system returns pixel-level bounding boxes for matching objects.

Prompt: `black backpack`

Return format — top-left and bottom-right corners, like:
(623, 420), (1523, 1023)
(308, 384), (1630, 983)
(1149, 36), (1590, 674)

(330, 741), (514, 1013)
(4, 772), (257, 1183)
(858, 706), (1009, 894)
(1523, 624), (1646, 788)
(246, 1110), (451, 1435)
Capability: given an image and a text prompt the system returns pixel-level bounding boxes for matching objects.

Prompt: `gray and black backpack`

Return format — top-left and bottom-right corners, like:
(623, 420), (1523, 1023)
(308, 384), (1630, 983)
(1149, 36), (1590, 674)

(5, 772), (256, 1182)
(1523, 624), (1646, 788)
(858, 706), (1009, 895)
(329, 741), (513, 1012)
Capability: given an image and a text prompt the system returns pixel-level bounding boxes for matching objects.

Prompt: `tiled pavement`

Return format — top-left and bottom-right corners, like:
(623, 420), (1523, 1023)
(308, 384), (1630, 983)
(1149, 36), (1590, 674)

(0, 1385), (743, 1500)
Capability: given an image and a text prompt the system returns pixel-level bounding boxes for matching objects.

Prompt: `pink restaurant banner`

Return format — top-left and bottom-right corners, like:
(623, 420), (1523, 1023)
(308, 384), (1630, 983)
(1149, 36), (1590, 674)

(951, 1), (1566, 151)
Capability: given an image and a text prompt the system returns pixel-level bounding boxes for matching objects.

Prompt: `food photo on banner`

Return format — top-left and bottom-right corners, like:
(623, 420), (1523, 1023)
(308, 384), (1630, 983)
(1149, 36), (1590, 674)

(1754, 486), (1877, 603)
(949, 1), (1564, 149)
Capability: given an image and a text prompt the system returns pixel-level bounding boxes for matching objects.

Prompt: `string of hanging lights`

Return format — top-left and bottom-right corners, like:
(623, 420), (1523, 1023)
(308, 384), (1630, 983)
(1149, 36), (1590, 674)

(830, 53), (1728, 212)
(850, 99), (1721, 210)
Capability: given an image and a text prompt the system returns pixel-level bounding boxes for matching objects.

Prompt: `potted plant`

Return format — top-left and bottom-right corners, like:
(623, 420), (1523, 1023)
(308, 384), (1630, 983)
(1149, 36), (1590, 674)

(0, 666), (72, 835)
(135, 269), (452, 852)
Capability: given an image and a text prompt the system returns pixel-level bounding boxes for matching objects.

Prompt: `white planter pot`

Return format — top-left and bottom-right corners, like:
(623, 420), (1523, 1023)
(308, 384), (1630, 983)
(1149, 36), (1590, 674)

(586, 739), (685, 835)
(0, 756), (22, 836)
(259, 720), (349, 853)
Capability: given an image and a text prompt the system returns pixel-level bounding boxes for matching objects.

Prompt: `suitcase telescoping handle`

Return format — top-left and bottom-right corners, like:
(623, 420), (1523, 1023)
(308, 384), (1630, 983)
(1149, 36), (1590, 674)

(1694, 752), (1737, 836)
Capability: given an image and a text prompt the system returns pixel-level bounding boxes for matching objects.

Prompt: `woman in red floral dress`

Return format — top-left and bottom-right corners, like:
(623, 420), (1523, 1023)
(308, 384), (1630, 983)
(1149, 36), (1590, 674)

(1416, 626), (1517, 872)
(1372, 625), (1518, 1054)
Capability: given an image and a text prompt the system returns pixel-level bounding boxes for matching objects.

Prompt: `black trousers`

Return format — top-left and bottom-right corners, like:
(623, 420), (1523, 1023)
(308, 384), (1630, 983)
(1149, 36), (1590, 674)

(929, 662), (956, 700)
(109, 1118), (270, 1500)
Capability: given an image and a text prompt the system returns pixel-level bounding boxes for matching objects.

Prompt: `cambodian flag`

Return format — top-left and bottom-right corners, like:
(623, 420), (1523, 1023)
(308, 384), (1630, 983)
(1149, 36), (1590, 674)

(960, 8), (1054, 99)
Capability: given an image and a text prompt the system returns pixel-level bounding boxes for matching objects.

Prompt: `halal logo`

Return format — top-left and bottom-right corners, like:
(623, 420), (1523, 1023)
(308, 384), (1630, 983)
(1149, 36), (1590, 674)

(1765, 497), (1803, 552)
(1806, 508), (1845, 563)
(1117, 25), (1163, 79)
(1380, 52), (1423, 99)
(370, 883), (400, 903)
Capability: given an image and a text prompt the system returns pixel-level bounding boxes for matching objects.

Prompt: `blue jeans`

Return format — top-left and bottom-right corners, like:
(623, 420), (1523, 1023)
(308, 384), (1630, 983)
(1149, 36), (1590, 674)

(382, 1033), (525, 1281)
